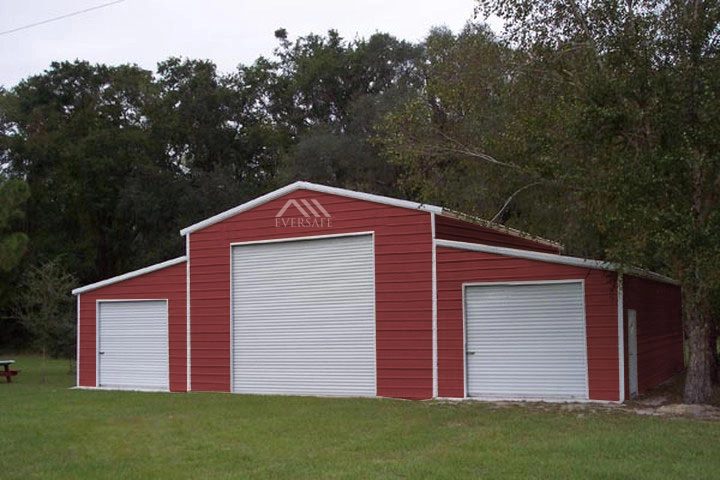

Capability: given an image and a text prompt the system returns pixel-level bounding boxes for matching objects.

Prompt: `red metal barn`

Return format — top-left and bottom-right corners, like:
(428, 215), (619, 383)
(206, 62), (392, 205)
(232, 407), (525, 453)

(74, 182), (684, 401)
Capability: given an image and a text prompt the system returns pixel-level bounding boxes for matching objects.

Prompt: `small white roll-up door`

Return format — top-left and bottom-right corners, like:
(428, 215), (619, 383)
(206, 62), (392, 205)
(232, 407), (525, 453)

(465, 282), (588, 400)
(97, 300), (169, 390)
(232, 234), (375, 397)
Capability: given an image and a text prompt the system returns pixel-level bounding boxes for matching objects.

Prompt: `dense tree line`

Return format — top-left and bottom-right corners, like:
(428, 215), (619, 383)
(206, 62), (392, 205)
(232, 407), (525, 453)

(0, 30), (423, 351)
(1, 0), (718, 403)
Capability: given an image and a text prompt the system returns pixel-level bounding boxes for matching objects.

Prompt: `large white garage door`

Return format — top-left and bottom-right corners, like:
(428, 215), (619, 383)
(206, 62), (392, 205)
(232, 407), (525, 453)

(465, 282), (588, 400)
(97, 300), (169, 390)
(232, 234), (376, 396)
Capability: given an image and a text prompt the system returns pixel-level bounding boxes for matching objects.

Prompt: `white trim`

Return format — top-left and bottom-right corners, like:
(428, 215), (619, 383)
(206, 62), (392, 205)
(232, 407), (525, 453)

(435, 239), (678, 286)
(72, 256), (188, 295)
(435, 396), (619, 405)
(95, 300), (99, 388)
(431, 212), (438, 399)
(76, 294), (80, 387)
(180, 181), (443, 236)
(463, 279), (586, 288)
(371, 233), (378, 397)
(94, 298), (169, 303)
(229, 231), (378, 396)
(617, 273), (625, 402)
(229, 241), (235, 393)
(72, 386), (173, 393)
(456, 396), (619, 404)
(229, 230), (376, 248)
(580, 280), (590, 400)
(462, 279), (590, 402)
(96, 299), (170, 392)
(186, 234), (191, 393)
(462, 282), (468, 399)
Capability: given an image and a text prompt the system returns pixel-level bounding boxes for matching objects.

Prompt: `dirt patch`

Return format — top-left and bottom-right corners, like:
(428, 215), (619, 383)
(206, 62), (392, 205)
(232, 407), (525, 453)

(484, 399), (720, 421)
(639, 403), (720, 420)
(622, 372), (720, 420)
(443, 373), (720, 420)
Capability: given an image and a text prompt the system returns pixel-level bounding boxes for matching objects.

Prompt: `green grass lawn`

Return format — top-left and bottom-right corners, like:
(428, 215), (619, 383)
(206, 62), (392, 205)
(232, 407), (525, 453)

(1, 355), (718, 480)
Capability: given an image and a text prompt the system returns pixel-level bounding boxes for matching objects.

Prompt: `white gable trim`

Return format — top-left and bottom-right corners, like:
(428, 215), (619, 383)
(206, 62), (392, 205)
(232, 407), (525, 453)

(435, 239), (678, 286)
(179, 181), (443, 236)
(72, 256), (187, 295)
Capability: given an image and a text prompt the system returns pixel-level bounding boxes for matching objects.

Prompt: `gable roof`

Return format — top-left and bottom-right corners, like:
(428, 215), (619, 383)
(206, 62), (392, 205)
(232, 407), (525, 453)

(435, 239), (678, 285)
(72, 256), (187, 295)
(440, 209), (562, 250)
(179, 181), (566, 250)
(179, 181), (444, 236)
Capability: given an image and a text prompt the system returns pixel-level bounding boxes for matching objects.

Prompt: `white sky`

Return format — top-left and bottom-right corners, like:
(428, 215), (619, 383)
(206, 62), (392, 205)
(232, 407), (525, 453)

(0, 0), (482, 88)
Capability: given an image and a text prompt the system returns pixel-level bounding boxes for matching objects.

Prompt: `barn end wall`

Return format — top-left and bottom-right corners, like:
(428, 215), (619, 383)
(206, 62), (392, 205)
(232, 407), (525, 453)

(436, 247), (620, 401)
(77, 262), (187, 391)
(623, 275), (684, 396)
(188, 189), (434, 400)
(434, 215), (561, 254)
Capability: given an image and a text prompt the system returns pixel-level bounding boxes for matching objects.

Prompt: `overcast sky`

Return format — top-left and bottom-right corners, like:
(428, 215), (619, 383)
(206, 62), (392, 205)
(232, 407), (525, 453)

(0, 0), (482, 88)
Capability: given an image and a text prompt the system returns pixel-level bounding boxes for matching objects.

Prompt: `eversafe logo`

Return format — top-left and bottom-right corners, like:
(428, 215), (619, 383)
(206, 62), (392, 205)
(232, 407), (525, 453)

(275, 199), (333, 228)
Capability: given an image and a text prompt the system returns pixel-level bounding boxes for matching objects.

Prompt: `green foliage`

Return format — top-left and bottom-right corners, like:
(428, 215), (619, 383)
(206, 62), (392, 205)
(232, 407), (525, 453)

(2, 15), (716, 402)
(1, 61), (162, 280)
(0, 34), (427, 352)
(379, 2), (720, 402)
(13, 259), (77, 360)
(377, 23), (575, 235)
(0, 178), (30, 272)
(257, 30), (424, 195)
(0, 60), (280, 285)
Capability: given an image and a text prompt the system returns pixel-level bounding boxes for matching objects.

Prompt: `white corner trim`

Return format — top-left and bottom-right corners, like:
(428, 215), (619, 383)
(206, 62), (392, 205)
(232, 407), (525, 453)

(72, 256), (188, 295)
(617, 273), (625, 403)
(186, 234), (191, 393)
(76, 294), (80, 387)
(179, 181), (443, 236)
(434, 239), (678, 285)
(431, 212), (438, 399)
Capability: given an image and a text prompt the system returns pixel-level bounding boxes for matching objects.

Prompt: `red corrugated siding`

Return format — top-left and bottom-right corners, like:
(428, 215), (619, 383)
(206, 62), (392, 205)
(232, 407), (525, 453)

(189, 189), (433, 400)
(436, 247), (620, 401)
(435, 215), (561, 254)
(623, 275), (684, 396)
(77, 262), (187, 392)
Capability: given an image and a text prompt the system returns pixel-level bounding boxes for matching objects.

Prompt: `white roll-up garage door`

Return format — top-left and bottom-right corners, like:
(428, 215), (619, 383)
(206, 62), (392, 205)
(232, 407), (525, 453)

(465, 282), (588, 400)
(232, 234), (376, 397)
(97, 300), (169, 390)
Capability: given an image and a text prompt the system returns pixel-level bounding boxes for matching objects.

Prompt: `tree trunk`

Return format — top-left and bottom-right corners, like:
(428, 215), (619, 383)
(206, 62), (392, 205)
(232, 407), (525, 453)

(684, 308), (714, 404)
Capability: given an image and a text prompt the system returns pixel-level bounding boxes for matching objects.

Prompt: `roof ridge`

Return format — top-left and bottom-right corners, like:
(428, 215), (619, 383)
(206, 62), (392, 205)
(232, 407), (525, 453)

(179, 181), (444, 236)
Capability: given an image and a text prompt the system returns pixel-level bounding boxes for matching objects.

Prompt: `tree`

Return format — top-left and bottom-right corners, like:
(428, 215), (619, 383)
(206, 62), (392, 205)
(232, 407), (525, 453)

(0, 61), (164, 281)
(14, 259), (77, 382)
(0, 178), (30, 271)
(0, 177), (31, 348)
(382, 1), (719, 403)
(477, 0), (720, 404)
(377, 24), (583, 244)
(258, 30), (425, 195)
(150, 57), (282, 181)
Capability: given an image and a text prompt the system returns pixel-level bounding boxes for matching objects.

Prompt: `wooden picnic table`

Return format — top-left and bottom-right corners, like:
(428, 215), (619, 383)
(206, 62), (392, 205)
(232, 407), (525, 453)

(0, 360), (19, 383)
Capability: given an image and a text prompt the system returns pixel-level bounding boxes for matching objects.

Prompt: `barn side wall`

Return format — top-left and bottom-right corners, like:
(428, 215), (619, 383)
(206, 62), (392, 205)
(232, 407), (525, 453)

(434, 215), (561, 254)
(436, 247), (620, 401)
(623, 275), (684, 396)
(188, 189), (434, 400)
(77, 262), (187, 392)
